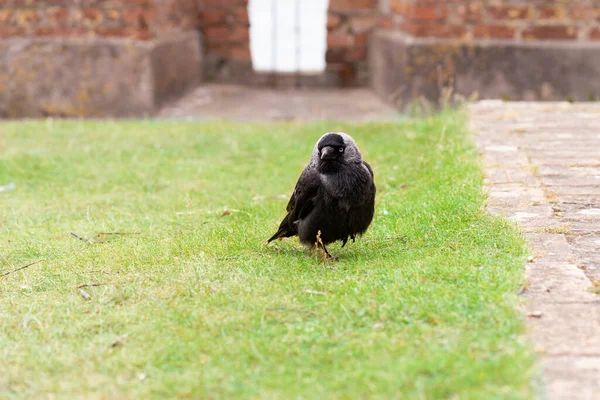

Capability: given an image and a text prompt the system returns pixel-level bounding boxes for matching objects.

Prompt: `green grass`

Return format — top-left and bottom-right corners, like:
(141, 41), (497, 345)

(0, 114), (534, 399)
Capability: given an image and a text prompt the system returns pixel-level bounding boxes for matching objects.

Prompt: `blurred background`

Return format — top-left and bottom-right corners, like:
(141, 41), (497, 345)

(1, 0), (599, 119)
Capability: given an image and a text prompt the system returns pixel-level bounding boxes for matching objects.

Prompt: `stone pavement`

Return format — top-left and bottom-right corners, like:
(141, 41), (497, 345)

(471, 101), (600, 400)
(158, 84), (399, 122)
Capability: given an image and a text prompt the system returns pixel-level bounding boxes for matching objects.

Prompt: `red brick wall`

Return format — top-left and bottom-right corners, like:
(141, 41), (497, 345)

(199, 0), (250, 64)
(386, 0), (600, 40)
(198, 0), (378, 86)
(0, 0), (199, 40)
(328, 0), (378, 84)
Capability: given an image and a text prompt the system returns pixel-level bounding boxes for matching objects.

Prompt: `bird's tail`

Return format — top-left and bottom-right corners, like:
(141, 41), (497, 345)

(267, 215), (297, 244)
(267, 229), (286, 244)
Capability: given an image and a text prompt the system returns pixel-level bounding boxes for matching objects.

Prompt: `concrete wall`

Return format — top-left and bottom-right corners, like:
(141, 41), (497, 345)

(0, 32), (202, 118)
(370, 0), (600, 109)
(370, 30), (600, 109)
(0, 0), (203, 117)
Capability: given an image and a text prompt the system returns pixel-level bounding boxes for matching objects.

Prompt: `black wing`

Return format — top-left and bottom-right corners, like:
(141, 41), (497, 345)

(267, 166), (320, 243)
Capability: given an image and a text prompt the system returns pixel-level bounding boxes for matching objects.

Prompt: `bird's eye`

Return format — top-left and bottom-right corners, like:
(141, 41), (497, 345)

(339, 147), (344, 153)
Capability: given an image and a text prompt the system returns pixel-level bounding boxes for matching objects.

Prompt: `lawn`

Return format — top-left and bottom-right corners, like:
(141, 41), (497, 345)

(0, 114), (535, 399)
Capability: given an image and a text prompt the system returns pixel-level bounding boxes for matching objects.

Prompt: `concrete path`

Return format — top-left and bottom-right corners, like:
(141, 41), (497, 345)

(158, 84), (399, 122)
(471, 101), (600, 400)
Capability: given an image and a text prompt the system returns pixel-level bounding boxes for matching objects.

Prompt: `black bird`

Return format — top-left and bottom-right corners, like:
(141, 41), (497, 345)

(267, 132), (376, 259)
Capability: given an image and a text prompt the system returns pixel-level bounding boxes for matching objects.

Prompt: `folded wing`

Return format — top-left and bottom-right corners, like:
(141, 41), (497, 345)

(267, 166), (320, 243)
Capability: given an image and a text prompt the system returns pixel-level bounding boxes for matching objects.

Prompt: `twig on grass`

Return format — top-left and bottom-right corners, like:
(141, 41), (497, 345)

(1, 260), (43, 278)
(96, 232), (141, 237)
(76, 283), (106, 289)
(70, 232), (95, 244)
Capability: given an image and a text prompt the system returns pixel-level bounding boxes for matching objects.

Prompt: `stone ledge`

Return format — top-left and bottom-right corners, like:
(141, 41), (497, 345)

(370, 31), (600, 110)
(0, 31), (202, 118)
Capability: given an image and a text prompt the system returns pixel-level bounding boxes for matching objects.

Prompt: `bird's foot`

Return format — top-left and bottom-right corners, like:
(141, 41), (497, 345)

(321, 245), (337, 262)
(315, 230), (337, 262)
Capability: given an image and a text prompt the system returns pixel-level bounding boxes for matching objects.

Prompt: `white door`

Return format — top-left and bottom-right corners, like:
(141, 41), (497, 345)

(248, 0), (329, 74)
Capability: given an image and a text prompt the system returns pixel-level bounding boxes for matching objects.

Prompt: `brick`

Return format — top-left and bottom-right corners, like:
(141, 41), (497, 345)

(344, 46), (368, 61)
(232, 5), (249, 24)
(0, 26), (25, 38)
(569, 6), (593, 21)
(406, 6), (438, 21)
(348, 15), (377, 33)
(204, 25), (249, 42)
(390, 0), (407, 15)
(327, 31), (355, 48)
(591, 28), (600, 40)
(327, 14), (341, 30)
(47, 7), (70, 26)
(377, 16), (394, 29)
(80, 8), (104, 26)
(203, 0), (247, 6)
(538, 6), (565, 20)
(123, 7), (153, 29)
(522, 25), (577, 40)
(15, 9), (41, 26)
(326, 48), (345, 63)
(401, 23), (467, 38)
(108, 0), (151, 3)
(106, 8), (121, 21)
(488, 5), (532, 20)
(93, 27), (151, 40)
(204, 41), (230, 57)
(200, 9), (226, 25)
(0, 9), (12, 24)
(229, 44), (251, 61)
(457, 1), (484, 22)
(329, 0), (376, 12)
(473, 24), (515, 39)
(354, 32), (369, 47)
(32, 27), (88, 37)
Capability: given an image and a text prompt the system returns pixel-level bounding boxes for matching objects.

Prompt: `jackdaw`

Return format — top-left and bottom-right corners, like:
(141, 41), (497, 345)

(267, 132), (376, 259)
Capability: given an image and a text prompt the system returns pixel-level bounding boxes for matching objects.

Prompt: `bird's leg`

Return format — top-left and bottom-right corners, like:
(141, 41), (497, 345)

(315, 230), (337, 261)
(321, 244), (337, 261)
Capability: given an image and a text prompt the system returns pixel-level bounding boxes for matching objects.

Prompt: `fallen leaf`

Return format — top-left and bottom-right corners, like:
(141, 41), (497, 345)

(0, 182), (16, 193)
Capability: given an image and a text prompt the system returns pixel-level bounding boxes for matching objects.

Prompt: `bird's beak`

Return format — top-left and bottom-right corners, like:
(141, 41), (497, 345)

(320, 146), (336, 160)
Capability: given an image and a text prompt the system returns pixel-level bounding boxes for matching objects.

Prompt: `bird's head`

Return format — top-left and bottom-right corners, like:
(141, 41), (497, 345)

(312, 132), (362, 172)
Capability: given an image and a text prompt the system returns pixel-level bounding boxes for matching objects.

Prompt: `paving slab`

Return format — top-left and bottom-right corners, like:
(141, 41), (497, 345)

(157, 84), (399, 122)
(471, 101), (600, 400)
